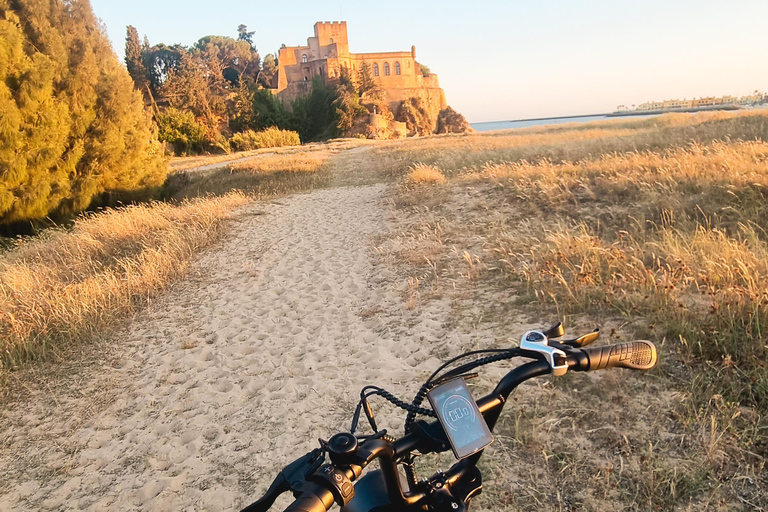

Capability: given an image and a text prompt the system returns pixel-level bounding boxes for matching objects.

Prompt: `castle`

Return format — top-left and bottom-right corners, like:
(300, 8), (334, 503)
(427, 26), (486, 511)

(274, 22), (446, 117)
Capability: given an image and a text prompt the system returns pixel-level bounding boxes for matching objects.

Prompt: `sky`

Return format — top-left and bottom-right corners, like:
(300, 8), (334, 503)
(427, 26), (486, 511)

(90, 0), (768, 123)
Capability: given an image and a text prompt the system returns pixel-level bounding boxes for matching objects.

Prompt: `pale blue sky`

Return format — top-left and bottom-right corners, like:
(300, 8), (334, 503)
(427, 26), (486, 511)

(90, 0), (768, 123)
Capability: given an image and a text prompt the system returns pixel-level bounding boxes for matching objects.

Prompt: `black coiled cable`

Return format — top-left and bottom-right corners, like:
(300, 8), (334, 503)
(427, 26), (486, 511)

(350, 347), (523, 491)
(404, 348), (522, 433)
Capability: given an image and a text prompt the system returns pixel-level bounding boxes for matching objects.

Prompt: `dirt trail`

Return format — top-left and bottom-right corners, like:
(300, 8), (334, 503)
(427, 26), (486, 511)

(0, 184), (466, 511)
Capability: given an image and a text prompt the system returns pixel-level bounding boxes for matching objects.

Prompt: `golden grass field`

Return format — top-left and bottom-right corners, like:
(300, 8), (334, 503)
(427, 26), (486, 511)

(2, 109), (767, 509)
(0, 194), (249, 371)
(382, 111), (768, 510)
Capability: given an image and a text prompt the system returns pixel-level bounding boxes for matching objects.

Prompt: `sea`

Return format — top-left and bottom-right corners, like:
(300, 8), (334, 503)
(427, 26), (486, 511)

(470, 113), (659, 132)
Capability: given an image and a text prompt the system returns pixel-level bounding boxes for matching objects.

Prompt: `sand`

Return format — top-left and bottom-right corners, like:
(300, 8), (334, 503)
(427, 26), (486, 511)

(0, 184), (469, 511)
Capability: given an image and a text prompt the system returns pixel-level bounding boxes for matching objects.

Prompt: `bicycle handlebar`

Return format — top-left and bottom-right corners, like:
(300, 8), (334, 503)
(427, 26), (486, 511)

(282, 484), (335, 512)
(270, 339), (657, 512)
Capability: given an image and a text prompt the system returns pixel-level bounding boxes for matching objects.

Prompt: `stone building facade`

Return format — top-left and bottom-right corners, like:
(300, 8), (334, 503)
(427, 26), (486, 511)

(275, 21), (446, 116)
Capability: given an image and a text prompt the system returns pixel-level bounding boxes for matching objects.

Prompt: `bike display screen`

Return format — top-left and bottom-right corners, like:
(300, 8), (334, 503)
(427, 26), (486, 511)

(427, 378), (494, 459)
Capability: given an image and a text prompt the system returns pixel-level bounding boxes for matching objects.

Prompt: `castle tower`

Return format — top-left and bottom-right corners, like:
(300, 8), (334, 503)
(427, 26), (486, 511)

(314, 21), (349, 56)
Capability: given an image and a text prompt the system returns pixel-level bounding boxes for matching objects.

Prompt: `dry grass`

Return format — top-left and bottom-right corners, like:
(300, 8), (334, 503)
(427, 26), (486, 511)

(405, 163), (447, 185)
(476, 142), (768, 383)
(0, 193), (249, 370)
(169, 150), (263, 172)
(380, 111), (768, 509)
(168, 137), (374, 173)
(229, 153), (328, 174)
(358, 109), (768, 184)
(166, 149), (338, 200)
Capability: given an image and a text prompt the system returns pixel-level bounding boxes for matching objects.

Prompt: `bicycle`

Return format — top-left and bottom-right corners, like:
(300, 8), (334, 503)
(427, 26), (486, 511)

(241, 323), (658, 512)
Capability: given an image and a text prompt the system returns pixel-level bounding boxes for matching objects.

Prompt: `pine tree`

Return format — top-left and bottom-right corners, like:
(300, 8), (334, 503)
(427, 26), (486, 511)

(356, 61), (381, 102)
(125, 25), (149, 97)
(237, 24), (255, 50)
(0, 0), (166, 225)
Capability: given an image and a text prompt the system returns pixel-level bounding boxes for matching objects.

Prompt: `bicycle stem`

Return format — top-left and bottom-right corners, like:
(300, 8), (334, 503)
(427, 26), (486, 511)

(357, 358), (553, 507)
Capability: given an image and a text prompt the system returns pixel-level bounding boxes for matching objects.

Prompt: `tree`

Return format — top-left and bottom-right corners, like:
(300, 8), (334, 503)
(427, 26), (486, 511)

(291, 77), (339, 142)
(237, 24), (255, 50)
(194, 35), (259, 85)
(160, 50), (226, 139)
(230, 77), (256, 132)
(125, 26), (149, 97)
(251, 88), (291, 130)
(259, 53), (278, 88)
(333, 66), (367, 134)
(143, 43), (184, 93)
(334, 89), (367, 134)
(0, 0), (166, 226)
(356, 61), (381, 102)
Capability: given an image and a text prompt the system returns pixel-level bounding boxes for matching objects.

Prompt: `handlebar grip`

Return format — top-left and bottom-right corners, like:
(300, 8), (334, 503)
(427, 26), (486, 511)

(582, 341), (657, 371)
(283, 483), (335, 512)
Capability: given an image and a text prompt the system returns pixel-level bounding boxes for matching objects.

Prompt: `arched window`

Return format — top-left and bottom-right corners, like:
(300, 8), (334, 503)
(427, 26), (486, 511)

(373, 63), (379, 76)
(394, 62), (401, 75)
(330, 38), (334, 44)
(384, 62), (390, 76)
(302, 54), (308, 63)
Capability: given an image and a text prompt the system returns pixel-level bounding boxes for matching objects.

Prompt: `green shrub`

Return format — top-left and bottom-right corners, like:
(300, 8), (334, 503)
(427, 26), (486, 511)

(229, 127), (301, 151)
(155, 108), (206, 154)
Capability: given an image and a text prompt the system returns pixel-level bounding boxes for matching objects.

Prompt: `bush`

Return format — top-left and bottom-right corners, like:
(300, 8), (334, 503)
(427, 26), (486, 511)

(406, 163), (446, 185)
(155, 108), (206, 154)
(229, 127), (301, 151)
(436, 106), (472, 134)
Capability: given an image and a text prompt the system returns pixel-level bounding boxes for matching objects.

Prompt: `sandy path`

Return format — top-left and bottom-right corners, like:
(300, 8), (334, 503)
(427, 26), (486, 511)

(0, 184), (459, 511)
(178, 151), (277, 175)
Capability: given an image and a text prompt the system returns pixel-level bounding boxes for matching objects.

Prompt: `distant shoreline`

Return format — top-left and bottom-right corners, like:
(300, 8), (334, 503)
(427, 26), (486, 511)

(607, 104), (742, 117)
(493, 113), (610, 123)
(474, 104), (747, 126)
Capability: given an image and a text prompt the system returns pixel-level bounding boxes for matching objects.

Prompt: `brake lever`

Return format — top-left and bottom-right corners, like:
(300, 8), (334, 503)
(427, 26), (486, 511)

(561, 328), (600, 348)
(241, 448), (326, 512)
(542, 322), (565, 339)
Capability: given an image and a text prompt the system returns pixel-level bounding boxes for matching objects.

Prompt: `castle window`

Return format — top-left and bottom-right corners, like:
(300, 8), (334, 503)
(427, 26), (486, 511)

(302, 54), (308, 63)
(330, 38), (334, 44)
(384, 62), (390, 76)
(395, 62), (401, 75)
(373, 63), (379, 76)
